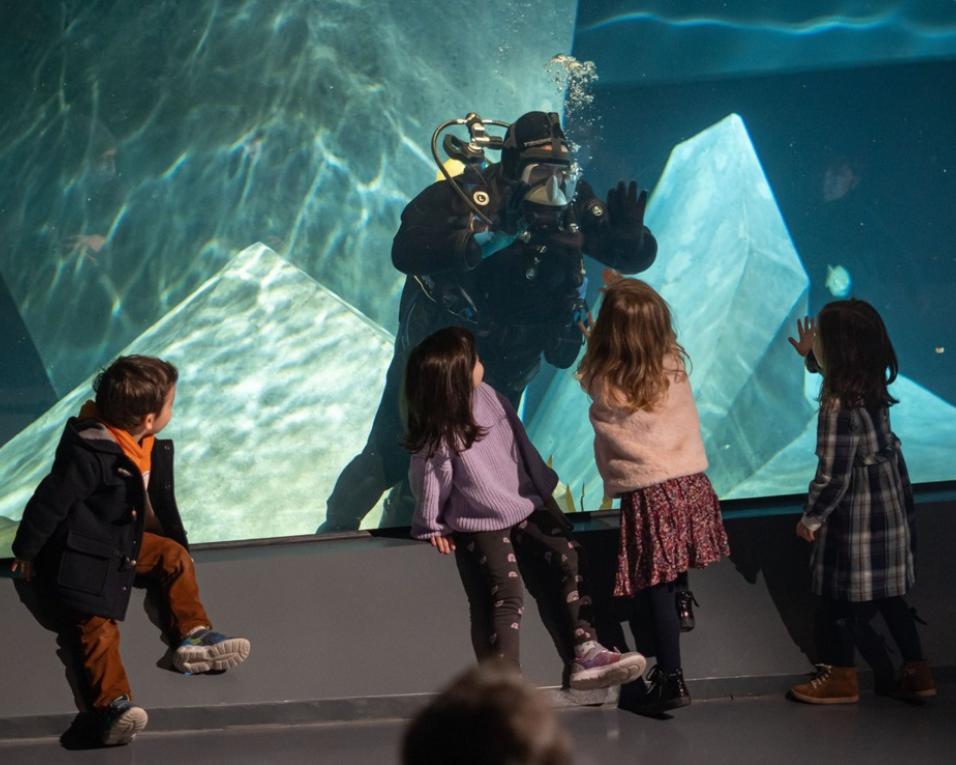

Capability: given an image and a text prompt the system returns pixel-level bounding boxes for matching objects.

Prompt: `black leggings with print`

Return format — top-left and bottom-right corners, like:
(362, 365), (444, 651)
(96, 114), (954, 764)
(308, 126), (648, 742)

(453, 509), (596, 666)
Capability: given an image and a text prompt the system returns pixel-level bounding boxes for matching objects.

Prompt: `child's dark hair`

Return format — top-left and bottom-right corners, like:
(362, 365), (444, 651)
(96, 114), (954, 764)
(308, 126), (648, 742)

(403, 327), (486, 458)
(93, 355), (179, 430)
(817, 299), (898, 409)
(402, 662), (572, 765)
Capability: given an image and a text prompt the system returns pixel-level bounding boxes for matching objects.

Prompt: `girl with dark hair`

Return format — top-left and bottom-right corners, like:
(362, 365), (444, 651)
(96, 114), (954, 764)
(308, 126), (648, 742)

(405, 327), (646, 690)
(788, 300), (935, 704)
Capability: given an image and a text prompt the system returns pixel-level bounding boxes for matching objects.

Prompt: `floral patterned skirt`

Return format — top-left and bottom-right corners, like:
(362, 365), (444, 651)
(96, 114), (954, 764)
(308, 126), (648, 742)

(614, 473), (730, 597)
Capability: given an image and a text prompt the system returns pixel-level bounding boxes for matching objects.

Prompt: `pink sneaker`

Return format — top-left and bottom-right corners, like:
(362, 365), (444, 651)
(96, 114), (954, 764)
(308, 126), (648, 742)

(569, 644), (647, 690)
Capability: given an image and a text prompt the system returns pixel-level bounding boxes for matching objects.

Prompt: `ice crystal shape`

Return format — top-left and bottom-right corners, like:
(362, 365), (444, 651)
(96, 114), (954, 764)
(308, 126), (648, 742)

(528, 114), (956, 506)
(0, 244), (393, 552)
(528, 114), (813, 504)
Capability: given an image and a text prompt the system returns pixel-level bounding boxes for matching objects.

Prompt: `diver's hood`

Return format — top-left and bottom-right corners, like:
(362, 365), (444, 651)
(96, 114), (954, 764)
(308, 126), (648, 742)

(503, 112), (577, 209)
(502, 111), (571, 178)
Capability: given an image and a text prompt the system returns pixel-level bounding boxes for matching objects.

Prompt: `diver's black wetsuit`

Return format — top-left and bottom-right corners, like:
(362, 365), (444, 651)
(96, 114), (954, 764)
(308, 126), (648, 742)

(322, 163), (657, 530)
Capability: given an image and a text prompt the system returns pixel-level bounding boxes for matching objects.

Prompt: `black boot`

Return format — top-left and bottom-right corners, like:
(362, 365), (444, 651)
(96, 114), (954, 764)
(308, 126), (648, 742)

(639, 666), (691, 715)
(676, 590), (699, 632)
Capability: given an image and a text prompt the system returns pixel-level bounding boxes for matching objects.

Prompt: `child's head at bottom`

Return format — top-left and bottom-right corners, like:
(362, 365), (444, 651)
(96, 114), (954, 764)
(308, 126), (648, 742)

(401, 661), (572, 765)
(815, 299), (898, 408)
(93, 355), (179, 436)
(403, 327), (486, 457)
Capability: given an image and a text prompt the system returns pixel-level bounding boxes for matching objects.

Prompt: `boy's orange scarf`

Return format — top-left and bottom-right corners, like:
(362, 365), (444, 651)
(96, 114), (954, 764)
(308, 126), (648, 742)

(79, 401), (153, 478)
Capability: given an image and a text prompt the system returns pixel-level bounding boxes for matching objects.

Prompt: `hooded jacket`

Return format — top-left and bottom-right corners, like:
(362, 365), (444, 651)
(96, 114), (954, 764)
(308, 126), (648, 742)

(12, 416), (188, 620)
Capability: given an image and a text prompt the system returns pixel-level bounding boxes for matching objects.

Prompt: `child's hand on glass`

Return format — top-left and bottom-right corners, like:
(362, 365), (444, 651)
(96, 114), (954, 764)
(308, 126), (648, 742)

(788, 316), (816, 357)
(601, 268), (622, 287)
(10, 559), (33, 581)
(430, 535), (456, 555)
(795, 521), (816, 542)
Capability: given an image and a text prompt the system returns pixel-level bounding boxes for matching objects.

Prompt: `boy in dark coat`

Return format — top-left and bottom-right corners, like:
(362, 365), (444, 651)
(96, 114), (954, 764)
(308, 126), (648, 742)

(10, 355), (250, 746)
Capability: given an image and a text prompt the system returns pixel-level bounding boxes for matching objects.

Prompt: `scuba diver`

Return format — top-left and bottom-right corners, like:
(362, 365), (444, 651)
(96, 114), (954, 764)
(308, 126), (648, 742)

(319, 111), (658, 532)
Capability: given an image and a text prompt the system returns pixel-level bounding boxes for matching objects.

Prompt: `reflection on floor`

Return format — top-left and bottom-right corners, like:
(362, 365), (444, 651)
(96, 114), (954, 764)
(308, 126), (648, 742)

(1, 687), (952, 764)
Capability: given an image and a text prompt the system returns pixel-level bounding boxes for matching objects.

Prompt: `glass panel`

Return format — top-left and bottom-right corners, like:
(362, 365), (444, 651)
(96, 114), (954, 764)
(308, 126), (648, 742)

(2, 1), (954, 554)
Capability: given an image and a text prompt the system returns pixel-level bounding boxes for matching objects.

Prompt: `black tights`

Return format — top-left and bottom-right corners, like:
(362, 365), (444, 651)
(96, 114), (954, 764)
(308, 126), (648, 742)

(824, 596), (924, 685)
(646, 576), (684, 674)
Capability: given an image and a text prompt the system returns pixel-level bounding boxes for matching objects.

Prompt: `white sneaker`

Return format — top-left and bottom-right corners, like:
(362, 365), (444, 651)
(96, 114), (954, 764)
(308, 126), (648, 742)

(173, 628), (251, 674)
(569, 645), (647, 690)
(100, 696), (148, 746)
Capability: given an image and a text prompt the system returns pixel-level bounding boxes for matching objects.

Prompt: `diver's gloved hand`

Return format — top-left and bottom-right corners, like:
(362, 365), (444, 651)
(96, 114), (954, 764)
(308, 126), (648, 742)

(570, 276), (590, 329)
(546, 277), (590, 368)
(473, 226), (517, 259)
(468, 180), (529, 259)
(606, 180), (648, 236)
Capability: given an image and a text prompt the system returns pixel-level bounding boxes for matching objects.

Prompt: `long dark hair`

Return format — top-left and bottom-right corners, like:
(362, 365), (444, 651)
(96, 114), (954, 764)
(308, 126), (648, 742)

(403, 327), (487, 458)
(817, 299), (899, 409)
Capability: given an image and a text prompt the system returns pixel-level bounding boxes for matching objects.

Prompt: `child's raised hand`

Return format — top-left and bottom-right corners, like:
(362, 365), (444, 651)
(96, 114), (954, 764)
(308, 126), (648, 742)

(430, 535), (456, 555)
(577, 311), (594, 340)
(601, 268), (622, 287)
(787, 316), (816, 357)
(10, 559), (33, 582)
(795, 521), (816, 543)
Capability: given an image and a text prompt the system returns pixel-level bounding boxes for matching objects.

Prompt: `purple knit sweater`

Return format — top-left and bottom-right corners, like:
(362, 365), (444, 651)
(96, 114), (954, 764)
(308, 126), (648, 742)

(410, 383), (547, 539)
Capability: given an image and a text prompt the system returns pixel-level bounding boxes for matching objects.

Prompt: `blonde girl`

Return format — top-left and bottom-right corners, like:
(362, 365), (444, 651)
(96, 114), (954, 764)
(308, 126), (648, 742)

(579, 275), (729, 714)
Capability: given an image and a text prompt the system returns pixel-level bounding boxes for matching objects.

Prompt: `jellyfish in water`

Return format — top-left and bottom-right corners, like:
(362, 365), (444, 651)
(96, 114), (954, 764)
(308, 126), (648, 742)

(825, 264), (852, 298)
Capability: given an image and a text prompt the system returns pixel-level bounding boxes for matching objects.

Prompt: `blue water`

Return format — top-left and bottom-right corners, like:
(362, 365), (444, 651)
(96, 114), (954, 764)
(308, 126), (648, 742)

(574, 1), (956, 83)
(1, 0), (954, 550)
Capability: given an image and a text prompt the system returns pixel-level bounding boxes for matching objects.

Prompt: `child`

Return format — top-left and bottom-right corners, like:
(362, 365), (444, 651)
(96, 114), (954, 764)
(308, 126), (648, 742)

(402, 661), (572, 765)
(405, 327), (646, 690)
(578, 275), (730, 714)
(10, 355), (251, 746)
(787, 301), (935, 704)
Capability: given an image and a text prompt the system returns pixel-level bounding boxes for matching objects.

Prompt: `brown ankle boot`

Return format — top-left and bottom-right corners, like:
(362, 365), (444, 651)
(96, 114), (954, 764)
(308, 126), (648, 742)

(894, 660), (936, 701)
(790, 665), (860, 704)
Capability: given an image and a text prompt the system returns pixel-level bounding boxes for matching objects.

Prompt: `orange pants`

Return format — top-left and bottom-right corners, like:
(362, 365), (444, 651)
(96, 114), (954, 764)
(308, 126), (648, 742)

(74, 533), (211, 710)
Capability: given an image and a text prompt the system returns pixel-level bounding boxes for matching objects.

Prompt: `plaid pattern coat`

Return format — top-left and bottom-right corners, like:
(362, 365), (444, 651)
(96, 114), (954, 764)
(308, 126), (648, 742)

(800, 403), (915, 602)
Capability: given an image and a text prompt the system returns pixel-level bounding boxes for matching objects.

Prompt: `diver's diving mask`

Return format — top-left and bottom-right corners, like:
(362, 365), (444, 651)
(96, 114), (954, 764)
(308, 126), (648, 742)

(519, 162), (578, 208)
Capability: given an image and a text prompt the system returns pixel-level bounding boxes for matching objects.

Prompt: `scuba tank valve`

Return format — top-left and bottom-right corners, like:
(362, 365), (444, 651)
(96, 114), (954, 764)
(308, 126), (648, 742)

(431, 112), (509, 226)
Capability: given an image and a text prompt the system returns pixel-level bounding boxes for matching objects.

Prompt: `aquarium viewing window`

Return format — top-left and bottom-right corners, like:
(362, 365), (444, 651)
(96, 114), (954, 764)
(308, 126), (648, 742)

(1, 0), (954, 553)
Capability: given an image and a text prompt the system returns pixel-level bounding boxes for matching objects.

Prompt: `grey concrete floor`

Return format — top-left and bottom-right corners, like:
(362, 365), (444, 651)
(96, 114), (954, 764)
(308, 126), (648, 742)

(1, 688), (952, 765)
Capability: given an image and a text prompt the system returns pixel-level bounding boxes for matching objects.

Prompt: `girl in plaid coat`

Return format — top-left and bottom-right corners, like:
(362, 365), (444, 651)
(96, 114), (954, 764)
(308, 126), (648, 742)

(787, 299), (935, 704)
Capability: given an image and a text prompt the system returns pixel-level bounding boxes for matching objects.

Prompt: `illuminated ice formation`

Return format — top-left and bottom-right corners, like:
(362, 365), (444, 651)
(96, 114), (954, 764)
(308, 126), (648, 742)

(528, 114), (956, 506)
(726, 371), (956, 499)
(0, 244), (393, 554)
(528, 114), (815, 505)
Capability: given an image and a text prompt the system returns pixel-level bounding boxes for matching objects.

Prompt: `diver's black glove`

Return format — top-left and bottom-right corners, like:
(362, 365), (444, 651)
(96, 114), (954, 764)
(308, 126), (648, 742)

(606, 180), (648, 235)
